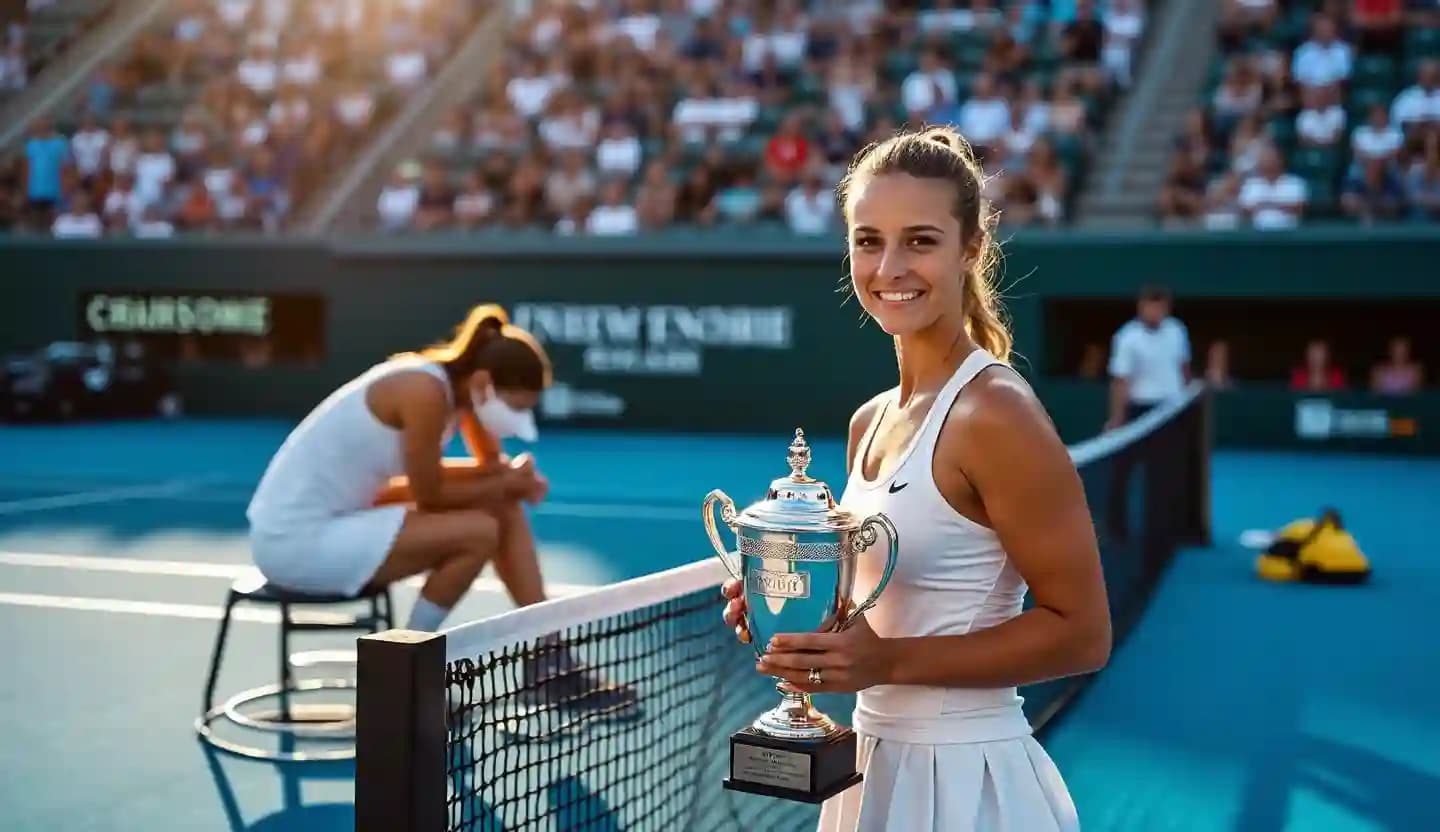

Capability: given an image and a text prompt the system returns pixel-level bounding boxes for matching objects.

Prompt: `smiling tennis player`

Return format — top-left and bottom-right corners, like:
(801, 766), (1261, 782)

(722, 127), (1111, 831)
(246, 304), (552, 633)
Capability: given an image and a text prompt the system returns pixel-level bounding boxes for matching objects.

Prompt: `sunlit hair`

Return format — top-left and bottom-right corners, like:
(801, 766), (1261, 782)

(399, 303), (553, 392)
(837, 126), (1012, 362)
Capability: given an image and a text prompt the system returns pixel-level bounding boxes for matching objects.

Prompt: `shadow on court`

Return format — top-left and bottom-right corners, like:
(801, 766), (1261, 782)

(201, 744), (355, 831)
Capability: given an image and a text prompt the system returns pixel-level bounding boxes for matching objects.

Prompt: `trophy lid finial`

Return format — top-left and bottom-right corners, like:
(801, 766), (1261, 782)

(787, 427), (811, 480)
(728, 426), (864, 534)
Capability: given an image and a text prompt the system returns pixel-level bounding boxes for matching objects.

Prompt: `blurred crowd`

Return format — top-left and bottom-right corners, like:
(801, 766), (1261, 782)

(1160, 0), (1440, 228)
(375, 0), (1148, 236)
(2, 0), (114, 95)
(0, 0), (486, 236)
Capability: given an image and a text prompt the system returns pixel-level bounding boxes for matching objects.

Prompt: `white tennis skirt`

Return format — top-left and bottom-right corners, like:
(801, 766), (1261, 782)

(817, 733), (1080, 832)
(250, 505), (408, 598)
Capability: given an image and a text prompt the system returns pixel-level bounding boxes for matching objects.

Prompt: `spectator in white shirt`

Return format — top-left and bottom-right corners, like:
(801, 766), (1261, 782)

(215, 0), (251, 31)
(741, 2), (809, 73)
(506, 57), (560, 120)
(386, 36), (429, 92)
(172, 0), (207, 43)
(1106, 284), (1191, 430)
(919, 0), (975, 34)
(52, 192), (104, 238)
(334, 82), (377, 137)
(132, 204), (176, 238)
(586, 180), (639, 236)
(69, 114), (110, 185)
(671, 80), (758, 145)
(612, 0), (662, 52)
(999, 106), (1038, 169)
(1391, 60), (1440, 134)
(107, 118), (138, 176)
(539, 91), (601, 153)
(595, 120), (642, 179)
(1291, 16), (1352, 90)
(1239, 145), (1308, 229)
(1295, 83), (1346, 147)
(1351, 104), (1405, 165)
(133, 129), (176, 210)
(280, 42), (322, 87)
(545, 150), (598, 221)
(901, 49), (958, 120)
(783, 174), (835, 235)
(170, 112), (210, 167)
(236, 43), (280, 97)
(958, 73), (1012, 158)
(102, 172), (141, 231)
(268, 86), (310, 131)
(452, 170), (494, 229)
(0, 42), (24, 90)
(376, 163), (420, 232)
(1102, 0), (1145, 89)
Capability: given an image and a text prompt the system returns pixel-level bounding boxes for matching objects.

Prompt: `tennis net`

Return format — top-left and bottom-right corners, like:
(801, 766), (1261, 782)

(355, 382), (1211, 831)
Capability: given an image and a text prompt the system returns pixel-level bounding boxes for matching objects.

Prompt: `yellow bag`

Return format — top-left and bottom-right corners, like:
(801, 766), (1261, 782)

(1256, 509), (1371, 584)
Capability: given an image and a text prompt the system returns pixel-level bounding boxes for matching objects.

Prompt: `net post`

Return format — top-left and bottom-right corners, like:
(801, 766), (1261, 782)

(356, 628), (446, 832)
(1191, 384), (1215, 547)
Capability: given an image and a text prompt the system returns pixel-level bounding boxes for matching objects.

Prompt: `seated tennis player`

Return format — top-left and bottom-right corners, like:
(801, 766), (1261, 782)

(246, 304), (553, 633)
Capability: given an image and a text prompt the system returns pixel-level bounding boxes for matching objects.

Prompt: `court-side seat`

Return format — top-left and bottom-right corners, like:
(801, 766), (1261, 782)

(195, 567), (394, 762)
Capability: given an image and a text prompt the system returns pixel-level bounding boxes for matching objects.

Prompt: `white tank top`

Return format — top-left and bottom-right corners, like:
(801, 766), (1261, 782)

(246, 356), (456, 534)
(840, 348), (1033, 744)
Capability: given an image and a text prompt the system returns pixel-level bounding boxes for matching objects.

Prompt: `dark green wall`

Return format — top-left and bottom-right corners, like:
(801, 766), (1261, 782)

(3, 227), (1437, 450)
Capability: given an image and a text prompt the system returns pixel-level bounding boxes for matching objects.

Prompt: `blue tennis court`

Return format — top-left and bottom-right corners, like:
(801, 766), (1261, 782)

(0, 420), (1435, 831)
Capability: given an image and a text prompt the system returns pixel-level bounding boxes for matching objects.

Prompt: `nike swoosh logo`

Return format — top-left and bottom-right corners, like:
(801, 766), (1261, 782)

(888, 482), (908, 493)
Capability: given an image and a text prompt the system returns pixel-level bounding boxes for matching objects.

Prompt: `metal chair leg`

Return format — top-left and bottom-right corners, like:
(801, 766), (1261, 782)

(202, 591), (239, 715)
(278, 600), (293, 722)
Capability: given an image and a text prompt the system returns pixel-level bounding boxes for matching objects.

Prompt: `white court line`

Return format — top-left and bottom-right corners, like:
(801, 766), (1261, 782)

(0, 551), (246, 577)
(0, 592), (331, 624)
(0, 479), (203, 516)
(0, 479), (695, 521)
(0, 550), (600, 596)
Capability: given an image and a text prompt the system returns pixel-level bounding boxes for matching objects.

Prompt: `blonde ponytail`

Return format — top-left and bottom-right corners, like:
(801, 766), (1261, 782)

(960, 263), (1011, 362)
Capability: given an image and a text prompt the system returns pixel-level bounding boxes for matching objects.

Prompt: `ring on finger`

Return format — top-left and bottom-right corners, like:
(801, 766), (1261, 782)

(807, 667), (822, 685)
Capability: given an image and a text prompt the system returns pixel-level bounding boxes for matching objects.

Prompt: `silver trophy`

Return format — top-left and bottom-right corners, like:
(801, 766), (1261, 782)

(703, 428), (898, 803)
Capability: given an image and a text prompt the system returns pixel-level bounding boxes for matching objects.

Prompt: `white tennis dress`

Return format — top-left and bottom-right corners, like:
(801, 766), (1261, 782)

(818, 348), (1080, 832)
(246, 356), (455, 597)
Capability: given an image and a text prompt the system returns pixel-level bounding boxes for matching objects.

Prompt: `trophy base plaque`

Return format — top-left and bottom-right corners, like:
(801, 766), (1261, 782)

(722, 726), (863, 804)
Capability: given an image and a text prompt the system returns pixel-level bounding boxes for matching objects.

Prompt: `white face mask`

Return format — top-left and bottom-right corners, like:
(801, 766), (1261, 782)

(472, 383), (538, 442)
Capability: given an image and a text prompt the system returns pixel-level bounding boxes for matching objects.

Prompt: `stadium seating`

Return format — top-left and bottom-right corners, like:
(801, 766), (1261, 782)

(1161, 0), (1440, 228)
(377, 0), (1152, 236)
(2, 0), (489, 236)
(1, 0), (115, 101)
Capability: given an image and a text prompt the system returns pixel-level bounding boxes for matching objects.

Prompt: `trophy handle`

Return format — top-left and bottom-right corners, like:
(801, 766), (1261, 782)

(702, 489), (741, 581)
(842, 513), (899, 629)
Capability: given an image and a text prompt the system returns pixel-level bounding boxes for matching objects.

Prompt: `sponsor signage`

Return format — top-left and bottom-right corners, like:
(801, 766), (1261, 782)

(1295, 399), (1418, 440)
(512, 303), (793, 378)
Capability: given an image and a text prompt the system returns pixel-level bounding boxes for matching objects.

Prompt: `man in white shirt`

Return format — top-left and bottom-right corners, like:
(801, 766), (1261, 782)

(901, 49), (958, 118)
(1239, 145), (1308, 229)
(1291, 16), (1352, 90)
(784, 175), (835, 235)
(1106, 284), (1191, 431)
(1104, 284), (1192, 542)
(1391, 59), (1440, 133)
(958, 73), (1011, 155)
